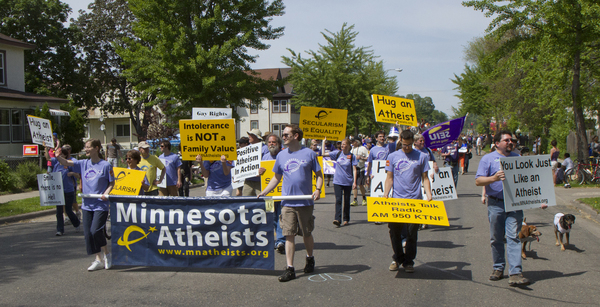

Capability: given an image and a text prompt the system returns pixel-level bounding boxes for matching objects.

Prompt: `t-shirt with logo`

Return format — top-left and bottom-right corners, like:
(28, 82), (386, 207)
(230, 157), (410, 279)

(475, 150), (519, 199)
(159, 152), (183, 186)
(385, 149), (430, 199)
(73, 159), (114, 211)
(203, 160), (233, 191)
(442, 143), (459, 163)
(273, 146), (321, 207)
(368, 145), (390, 174)
(139, 155), (165, 192)
(51, 157), (77, 193)
(415, 146), (436, 163)
(329, 150), (358, 186)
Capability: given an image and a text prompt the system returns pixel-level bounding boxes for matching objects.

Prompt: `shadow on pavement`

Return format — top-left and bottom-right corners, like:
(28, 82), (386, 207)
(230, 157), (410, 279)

(297, 242), (362, 251)
(395, 261), (472, 281)
(417, 240), (465, 249)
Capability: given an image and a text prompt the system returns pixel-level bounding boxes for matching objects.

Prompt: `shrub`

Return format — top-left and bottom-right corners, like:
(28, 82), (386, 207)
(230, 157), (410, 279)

(0, 160), (17, 192)
(15, 161), (45, 190)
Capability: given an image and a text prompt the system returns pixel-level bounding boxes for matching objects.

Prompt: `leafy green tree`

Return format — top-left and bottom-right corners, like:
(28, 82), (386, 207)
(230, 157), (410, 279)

(118, 0), (285, 121)
(463, 0), (600, 160)
(405, 94), (448, 126)
(74, 0), (155, 141)
(282, 23), (398, 137)
(0, 0), (79, 98)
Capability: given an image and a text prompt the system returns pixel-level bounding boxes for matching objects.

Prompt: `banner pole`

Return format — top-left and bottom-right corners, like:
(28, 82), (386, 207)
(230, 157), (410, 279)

(79, 194), (314, 201)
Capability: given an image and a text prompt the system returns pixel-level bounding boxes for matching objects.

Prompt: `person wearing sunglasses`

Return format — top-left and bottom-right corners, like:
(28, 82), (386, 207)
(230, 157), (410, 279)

(158, 141), (182, 196)
(125, 150), (150, 195)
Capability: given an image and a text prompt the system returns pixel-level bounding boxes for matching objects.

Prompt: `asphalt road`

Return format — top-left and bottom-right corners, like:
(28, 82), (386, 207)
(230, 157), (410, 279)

(1, 154), (600, 306)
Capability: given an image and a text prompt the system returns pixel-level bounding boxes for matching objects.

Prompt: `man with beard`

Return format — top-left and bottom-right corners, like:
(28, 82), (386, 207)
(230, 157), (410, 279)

(476, 130), (529, 286)
(259, 134), (286, 253)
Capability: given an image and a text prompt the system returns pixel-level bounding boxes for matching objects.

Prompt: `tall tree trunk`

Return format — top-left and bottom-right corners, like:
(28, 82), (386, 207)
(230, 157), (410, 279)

(572, 44), (588, 161)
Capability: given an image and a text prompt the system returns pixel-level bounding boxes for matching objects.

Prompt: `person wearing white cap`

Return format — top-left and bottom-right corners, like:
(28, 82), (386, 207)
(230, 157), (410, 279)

(137, 141), (166, 196)
(242, 129), (269, 196)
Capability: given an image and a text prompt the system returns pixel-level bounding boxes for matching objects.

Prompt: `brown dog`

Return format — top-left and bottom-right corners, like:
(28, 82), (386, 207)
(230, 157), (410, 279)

(554, 213), (576, 251)
(519, 218), (541, 259)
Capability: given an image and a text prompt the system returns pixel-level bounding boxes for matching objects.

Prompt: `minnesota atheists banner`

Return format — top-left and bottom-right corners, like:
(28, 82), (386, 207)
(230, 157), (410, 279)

(110, 196), (274, 270)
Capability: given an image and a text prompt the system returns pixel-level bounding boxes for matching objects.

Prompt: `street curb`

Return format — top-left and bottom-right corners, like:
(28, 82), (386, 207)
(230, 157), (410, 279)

(571, 199), (600, 224)
(1, 183), (205, 225)
(0, 208), (55, 225)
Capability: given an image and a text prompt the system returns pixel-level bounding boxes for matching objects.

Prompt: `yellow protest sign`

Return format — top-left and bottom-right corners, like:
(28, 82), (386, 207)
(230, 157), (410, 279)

(260, 157), (325, 199)
(110, 167), (146, 196)
(299, 106), (348, 141)
(367, 197), (449, 226)
(179, 119), (237, 161)
(371, 94), (417, 126)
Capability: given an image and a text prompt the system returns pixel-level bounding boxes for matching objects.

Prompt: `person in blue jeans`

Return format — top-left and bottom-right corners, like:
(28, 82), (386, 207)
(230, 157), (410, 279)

(45, 143), (81, 236)
(258, 134), (286, 253)
(476, 130), (530, 286)
(322, 138), (357, 226)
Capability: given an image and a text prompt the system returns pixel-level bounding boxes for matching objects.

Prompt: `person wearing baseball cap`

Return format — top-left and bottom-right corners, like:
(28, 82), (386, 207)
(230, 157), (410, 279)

(137, 141), (166, 195)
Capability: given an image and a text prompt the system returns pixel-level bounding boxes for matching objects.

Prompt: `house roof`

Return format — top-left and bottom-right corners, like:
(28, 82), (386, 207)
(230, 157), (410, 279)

(0, 33), (36, 49)
(0, 87), (68, 103)
(249, 68), (281, 81)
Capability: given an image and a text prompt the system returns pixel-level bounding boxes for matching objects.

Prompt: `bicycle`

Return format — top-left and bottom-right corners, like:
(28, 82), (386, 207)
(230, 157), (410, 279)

(574, 158), (600, 185)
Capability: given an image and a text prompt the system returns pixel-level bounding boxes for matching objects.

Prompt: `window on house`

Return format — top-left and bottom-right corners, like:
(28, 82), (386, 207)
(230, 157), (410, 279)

(0, 109), (9, 142)
(0, 51), (5, 86)
(116, 124), (130, 137)
(272, 100), (279, 113)
(11, 109), (23, 142)
(280, 100), (288, 113)
(250, 104), (258, 114)
(272, 124), (280, 137)
(250, 120), (258, 130)
(23, 110), (34, 142)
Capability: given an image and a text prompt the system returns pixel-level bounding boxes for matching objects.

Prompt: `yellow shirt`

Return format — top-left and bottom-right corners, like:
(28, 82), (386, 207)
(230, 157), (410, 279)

(139, 155), (165, 192)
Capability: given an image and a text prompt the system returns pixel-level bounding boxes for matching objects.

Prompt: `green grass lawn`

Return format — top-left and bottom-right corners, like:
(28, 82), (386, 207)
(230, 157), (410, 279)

(0, 196), (82, 218)
(578, 197), (600, 213)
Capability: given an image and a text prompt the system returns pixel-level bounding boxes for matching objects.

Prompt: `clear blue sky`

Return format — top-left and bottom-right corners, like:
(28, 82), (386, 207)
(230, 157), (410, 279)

(64, 0), (493, 117)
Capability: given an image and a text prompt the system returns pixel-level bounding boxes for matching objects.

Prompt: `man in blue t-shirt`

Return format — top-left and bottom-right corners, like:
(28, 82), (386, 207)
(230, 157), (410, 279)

(259, 124), (323, 282)
(383, 130), (431, 273)
(475, 130), (529, 286)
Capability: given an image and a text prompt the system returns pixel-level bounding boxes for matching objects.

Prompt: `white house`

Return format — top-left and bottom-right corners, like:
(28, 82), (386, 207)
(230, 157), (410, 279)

(0, 33), (68, 157)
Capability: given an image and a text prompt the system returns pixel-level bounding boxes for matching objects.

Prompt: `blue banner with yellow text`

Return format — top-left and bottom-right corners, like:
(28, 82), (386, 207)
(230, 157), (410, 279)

(110, 196), (274, 270)
(423, 116), (466, 149)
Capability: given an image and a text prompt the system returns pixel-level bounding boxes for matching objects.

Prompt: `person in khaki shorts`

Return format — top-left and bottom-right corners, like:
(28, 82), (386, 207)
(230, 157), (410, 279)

(258, 124), (323, 282)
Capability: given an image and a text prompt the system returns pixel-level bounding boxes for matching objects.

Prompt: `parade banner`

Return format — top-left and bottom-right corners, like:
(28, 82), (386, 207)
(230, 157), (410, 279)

(192, 108), (232, 120)
(260, 157), (325, 199)
(371, 94), (417, 126)
(500, 155), (556, 212)
(110, 196), (274, 270)
(179, 119), (237, 161)
(37, 172), (65, 206)
(299, 106), (348, 141)
(27, 115), (54, 146)
(423, 116), (465, 149)
(111, 167), (146, 196)
(232, 143), (261, 181)
(421, 165), (457, 201)
(370, 160), (392, 198)
(367, 197), (449, 226)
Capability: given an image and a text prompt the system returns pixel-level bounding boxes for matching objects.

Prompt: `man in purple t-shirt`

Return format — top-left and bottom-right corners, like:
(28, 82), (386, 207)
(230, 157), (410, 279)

(259, 124), (323, 282)
(383, 129), (431, 274)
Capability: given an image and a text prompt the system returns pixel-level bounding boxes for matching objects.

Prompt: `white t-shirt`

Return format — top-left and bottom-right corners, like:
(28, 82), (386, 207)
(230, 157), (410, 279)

(351, 146), (369, 169)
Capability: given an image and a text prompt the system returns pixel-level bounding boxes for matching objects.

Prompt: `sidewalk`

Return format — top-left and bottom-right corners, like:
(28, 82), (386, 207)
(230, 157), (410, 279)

(0, 190), (40, 203)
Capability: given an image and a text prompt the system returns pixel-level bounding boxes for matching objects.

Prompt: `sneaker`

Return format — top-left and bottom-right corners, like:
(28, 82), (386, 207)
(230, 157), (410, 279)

(333, 220), (341, 227)
(404, 264), (415, 273)
(420, 224), (428, 230)
(508, 273), (530, 286)
(276, 242), (285, 254)
(350, 200), (358, 206)
(76, 211), (82, 221)
(374, 222), (383, 225)
(104, 253), (112, 270)
(489, 270), (504, 281)
(64, 218), (72, 226)
(75, 225), (82, 233)
(389, 261), (399, 271)
(304, 256), (315, 273)
(362, 199), (367, 206)
(88, 260), (103, 271)
(55, 231), (63, 236)
(278, 266), (296, 282)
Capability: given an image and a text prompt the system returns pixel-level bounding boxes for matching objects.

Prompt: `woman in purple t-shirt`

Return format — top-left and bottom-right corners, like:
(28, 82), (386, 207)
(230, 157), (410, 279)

(323, 138), (357, 226)
(56, 139), (114, 272)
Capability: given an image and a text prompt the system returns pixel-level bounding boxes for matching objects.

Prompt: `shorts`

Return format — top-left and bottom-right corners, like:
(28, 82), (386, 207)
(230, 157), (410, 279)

(280, 205), (314, 237)
(551, 161), (558, 170)
(356, 168), (367, 186)
(206, 185), (233, 197)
